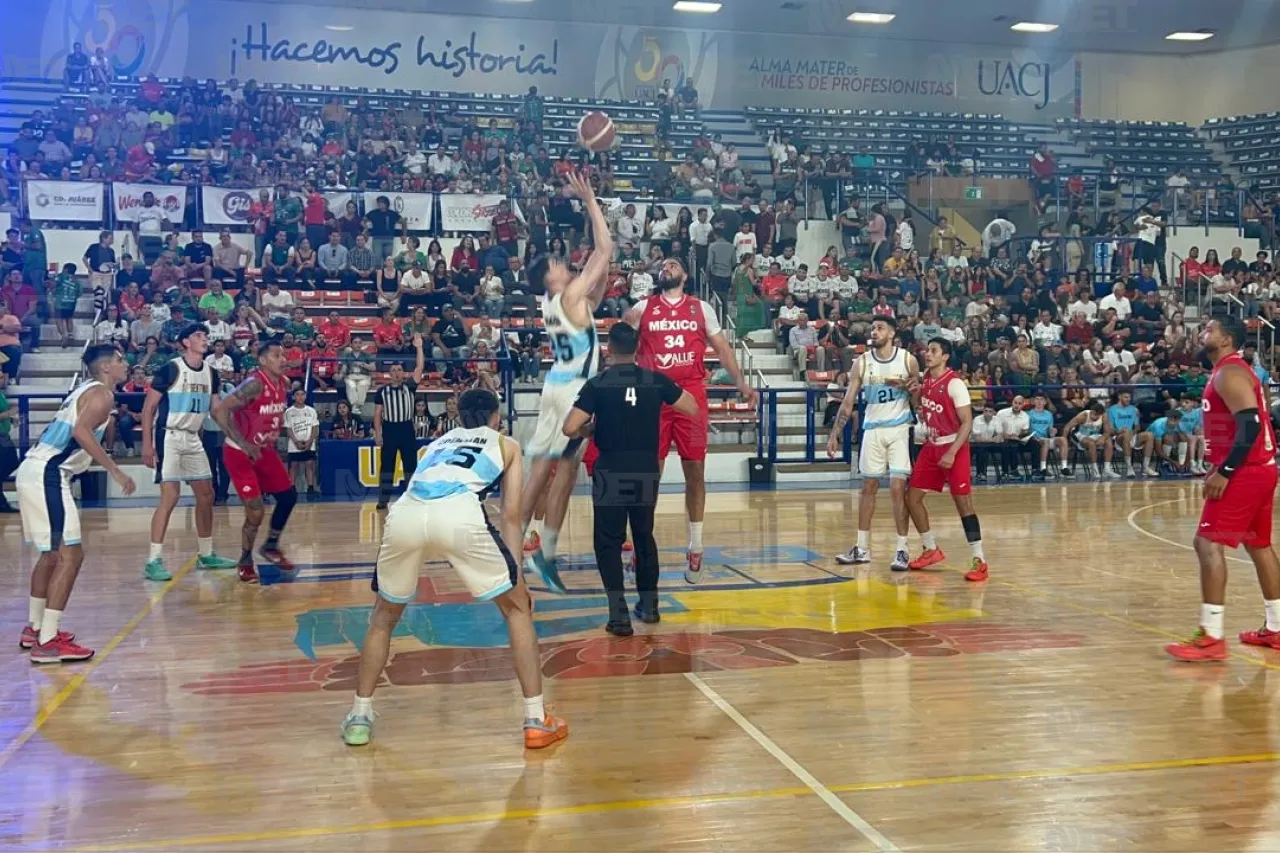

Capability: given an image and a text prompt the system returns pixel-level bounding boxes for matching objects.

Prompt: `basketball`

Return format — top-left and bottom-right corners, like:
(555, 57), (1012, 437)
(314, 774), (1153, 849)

(577, 110), (616, 153)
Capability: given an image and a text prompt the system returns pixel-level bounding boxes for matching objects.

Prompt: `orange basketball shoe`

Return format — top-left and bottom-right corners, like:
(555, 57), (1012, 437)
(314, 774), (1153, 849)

(909, 549), (946, 570)
(1166, 629), (1229, 662)
(524, 715), (569, 749)
(963, 558), (989, 582)
(1240, 626), (1280, 650)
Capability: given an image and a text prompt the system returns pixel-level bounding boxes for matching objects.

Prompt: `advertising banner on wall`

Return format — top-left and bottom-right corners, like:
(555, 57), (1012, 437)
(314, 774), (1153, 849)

(201, 186), (268, 226)
(26, 0), (1081, 122)
(363, 191), (433, 231)
(437, 193), (517, 233)
(318, 440), (429, 497)
(113, 183), (188, 224)
(25, 180), (105, 222)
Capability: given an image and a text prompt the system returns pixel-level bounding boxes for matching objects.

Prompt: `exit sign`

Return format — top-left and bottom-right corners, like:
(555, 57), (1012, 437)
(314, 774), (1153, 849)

(964, 186), (983, 200)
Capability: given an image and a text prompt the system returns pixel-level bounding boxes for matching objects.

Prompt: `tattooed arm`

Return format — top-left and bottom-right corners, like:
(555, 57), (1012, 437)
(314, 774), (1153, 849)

(212, 375), (263, 460)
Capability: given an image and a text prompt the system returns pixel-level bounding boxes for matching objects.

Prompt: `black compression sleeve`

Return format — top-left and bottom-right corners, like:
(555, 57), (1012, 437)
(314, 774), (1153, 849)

(1219, 408), (1261, 478)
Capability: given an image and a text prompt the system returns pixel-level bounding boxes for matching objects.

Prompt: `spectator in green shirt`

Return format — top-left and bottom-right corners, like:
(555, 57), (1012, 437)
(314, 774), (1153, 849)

(285, 307), (316, 340)
(847, 288), (874, 337)
(53, 263), (82, 347)
(197, 279), (235, 320)
(273, 186), (304, 244)
(19, 219), (48, 289)
(0, 370), (17, 512)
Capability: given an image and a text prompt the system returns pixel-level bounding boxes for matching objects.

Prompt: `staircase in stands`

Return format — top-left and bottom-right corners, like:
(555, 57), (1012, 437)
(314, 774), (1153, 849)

(0, 78), (64, 142)
(699, 109), (776, 199)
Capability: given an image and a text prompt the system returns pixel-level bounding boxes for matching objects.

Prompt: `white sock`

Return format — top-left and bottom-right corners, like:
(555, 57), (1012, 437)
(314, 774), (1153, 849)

(922, 531), (937, 551)
(197, 537), (213, 558)
(688, 522), (704, 553)
(970, 540), (985, 561)
(1201, 603), (1226, 640)
(895, 535), (909, 554)
(352, 695), (373, 718)
(523, 694), (545, 722)
(149, 542), (163, 561)
(28, 596), (46, 629)
(541, 528), (559, 561)
(1265, 599), (1280, 632)
(39, 609), (63, 645)
(856, 530), (869, 549)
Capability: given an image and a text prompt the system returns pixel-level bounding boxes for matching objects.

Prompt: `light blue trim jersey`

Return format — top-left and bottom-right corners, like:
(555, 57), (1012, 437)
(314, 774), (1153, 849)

(156, 356), (214, 433)
(860, 347), (912, 430)
(402, 426), (505, 503)
(1177, 407), (1203, 434)
(19, 380), (109, 476)
(543, 293), (599, 386)
(1148, 417), (1172, 440)
(1028, 409), (1054, 439)
(1107, 403), (1139, 433)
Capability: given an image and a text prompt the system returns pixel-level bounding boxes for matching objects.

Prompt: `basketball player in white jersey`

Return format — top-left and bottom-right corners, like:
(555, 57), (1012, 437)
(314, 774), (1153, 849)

(17, 345), (136, 663)
(827, 316), (918, 570)
(342, 389), (568, 750)
(521, 171), (612, 592)
(140, 323), (237, 580)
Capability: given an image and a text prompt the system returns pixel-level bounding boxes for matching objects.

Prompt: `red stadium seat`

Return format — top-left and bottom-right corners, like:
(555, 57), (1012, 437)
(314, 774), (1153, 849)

(296, 291), (321, 305)
(321, 291), (347, 305)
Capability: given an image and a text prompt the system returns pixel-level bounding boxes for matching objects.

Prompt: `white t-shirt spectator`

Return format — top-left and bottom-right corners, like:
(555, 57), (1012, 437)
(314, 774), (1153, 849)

(733, 231), (758, 261)
(971, 414), (1002, 442)
(136, 206), (168, 235)
(206, 318), (233, 343)
(777, 304), (803, 323)
(262, 289), (295, 323)
(1032, 320), (1062, 347)
(629, 271), (654, 301)
(403, 150), (427, 175)
(787, 274), (813, 300)
(427, 152), (455, 175)
(648, 217), (674, 242)
(480, 275), (504, 300)
(284, 404), (319, 454)
(689, 219), (713, 247)
(776, 254), (798, 274)
(896, 220), (915, 252)
(1067, 298), (1097, 322)
(995, 407), (1031, 439)
(617, 213), (645, 244)
(1098, 293), (1132, 320)
(206, 352), (234, 375)
(1102, 348), (1137, 372)
(981, 218), (1016, 256)
(945, 254), (969, 271)
(94, 318), (130, 348)
(833, 274), (858, 299)
(1135, 212), (1160, 245)
(965, 300), (991, 321)
(754, 254), (774, 276)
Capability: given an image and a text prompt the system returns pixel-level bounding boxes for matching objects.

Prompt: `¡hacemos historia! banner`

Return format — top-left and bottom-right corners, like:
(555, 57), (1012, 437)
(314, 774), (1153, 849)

(24, 0), (1079, 120)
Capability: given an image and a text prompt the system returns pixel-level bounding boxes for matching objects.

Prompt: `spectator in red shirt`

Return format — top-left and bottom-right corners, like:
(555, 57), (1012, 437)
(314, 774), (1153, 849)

(1, 270), (41, 353)
(281, 333), (306, 382)
(1180, 245), (1203, 288)
(490, 200), (523, 257)
(316, 311), (352, 350)
(308, 337), (339, 390)
(139, 75), (166, 104)
(373, 307), (407, 364)
(124, 143), (154, 180)
(1064, 312), (1095, 346)
(761, 262), (789, 306)
(229, 120), (257, 152)
(303, 182), (329, 249)
(1029, 144), (1056, 211)
(450, 235), (477, 273)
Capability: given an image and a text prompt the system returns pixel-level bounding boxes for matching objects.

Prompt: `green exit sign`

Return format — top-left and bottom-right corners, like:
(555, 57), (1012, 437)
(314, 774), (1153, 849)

(964, 186), (983, 200)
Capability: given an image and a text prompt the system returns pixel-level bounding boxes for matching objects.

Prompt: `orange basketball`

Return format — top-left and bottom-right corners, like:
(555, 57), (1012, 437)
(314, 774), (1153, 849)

(577, 110), (616, 153)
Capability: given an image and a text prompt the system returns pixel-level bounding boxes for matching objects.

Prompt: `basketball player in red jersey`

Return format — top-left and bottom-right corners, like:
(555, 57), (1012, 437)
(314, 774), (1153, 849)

(1166, 317), (1280, 661)
(628, 257), (755, 583)
(212, 341), (299, 584)
(904, 338), (988, 582)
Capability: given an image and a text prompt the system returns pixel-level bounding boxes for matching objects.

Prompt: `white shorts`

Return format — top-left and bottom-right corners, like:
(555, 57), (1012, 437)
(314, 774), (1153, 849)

(859, 425), (912, 479)
(156, 429), (211, 484)
(16, 463), (80, 553)
(527, 379), (586, 460)
(374, 493), (519, 603)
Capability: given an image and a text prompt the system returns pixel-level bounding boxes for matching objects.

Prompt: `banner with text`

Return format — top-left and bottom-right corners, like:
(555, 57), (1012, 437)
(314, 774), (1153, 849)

(113, 183), (188, 224)
(363, 191), (433, 231)
(438, 193), (515, 233)
(26, 180), (105, 222)
(17, 1), (1080, 122)
(201, 186), (269, 226)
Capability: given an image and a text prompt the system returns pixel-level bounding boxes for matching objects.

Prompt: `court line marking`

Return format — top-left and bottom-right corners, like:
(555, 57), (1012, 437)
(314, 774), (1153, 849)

(683, 671), (902, 852)
(62, 749), (1280, 852)
(1127, 496), (1255, 565)
(0, 555), (198, 772)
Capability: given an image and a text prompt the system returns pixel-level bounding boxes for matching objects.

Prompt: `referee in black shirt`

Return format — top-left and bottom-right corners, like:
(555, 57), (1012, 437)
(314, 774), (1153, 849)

(563, 324), (698, 636)
(373, 335), (425, 509)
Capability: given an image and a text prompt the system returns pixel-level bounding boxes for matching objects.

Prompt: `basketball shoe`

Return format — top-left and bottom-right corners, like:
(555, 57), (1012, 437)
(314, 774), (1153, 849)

(1165, 629), (1228, 661)
(524, 715), (569, 749)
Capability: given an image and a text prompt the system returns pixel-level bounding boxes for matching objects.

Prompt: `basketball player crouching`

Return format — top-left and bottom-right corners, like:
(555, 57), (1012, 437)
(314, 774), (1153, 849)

(342, 389), (568, 749)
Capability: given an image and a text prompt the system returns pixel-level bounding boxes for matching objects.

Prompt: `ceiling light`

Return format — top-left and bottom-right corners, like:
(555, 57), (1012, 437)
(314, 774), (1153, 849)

(1166, 30), (1215, 41)
(1010, 22), (1059, 33)
(673, 1), (722, 11)
(847, 12), (895, 24)
(324, 25), (354, 31)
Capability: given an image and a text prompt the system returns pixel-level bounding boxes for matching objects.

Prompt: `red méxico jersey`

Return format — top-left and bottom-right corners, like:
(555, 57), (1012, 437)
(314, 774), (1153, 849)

(1202, 353), (1275, 468)
(228, 369), (288, 451)
(635, 294), (719, 386)
(919, 368), (970, 444)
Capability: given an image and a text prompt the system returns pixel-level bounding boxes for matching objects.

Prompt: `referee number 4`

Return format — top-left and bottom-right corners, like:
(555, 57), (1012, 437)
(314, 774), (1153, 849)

(625, 387), (637, 406)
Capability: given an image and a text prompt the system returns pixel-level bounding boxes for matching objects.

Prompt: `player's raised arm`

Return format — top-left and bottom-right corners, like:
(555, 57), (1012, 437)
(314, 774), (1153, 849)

(410, 333), (425, 385)
(498, 435), (525, 559)
(74, 385), (136, 495)
(213, 375), (263, 460)
(561, 172), (613, 313)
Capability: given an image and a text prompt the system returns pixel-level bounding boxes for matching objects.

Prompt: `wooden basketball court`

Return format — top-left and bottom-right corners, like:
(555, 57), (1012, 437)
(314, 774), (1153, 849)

(3, 481), (1279, 851)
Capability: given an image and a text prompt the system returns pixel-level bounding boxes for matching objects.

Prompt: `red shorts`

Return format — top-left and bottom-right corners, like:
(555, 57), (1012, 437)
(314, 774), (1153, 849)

(224, 444), (293, 502)
(909, 441), (972, 496)
(659, 384), (709, 462)
(1197, 464), (1277, 549)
